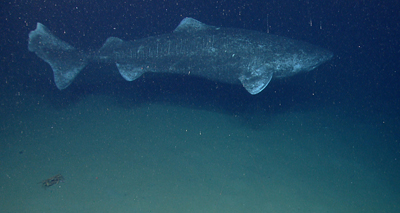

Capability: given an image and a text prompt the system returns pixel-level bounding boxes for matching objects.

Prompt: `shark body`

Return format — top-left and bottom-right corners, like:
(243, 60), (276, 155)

(28, 17), (333, 94)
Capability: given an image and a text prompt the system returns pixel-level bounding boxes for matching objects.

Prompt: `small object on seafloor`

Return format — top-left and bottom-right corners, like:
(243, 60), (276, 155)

(38, 174), (64, 189)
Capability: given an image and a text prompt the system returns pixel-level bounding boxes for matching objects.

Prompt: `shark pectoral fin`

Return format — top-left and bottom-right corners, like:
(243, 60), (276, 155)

(116, 63), (145, 81)
(239, 71), (273, 95)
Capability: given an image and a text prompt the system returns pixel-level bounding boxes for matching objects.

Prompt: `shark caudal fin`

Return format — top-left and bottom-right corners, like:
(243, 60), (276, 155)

(28, 23), (88, 89)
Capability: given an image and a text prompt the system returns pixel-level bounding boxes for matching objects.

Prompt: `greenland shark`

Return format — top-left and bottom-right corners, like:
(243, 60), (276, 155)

(28, 17), (333, 95)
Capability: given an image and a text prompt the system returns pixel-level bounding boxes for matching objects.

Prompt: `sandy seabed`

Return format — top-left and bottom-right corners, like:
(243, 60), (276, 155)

(0, 93), (399, 213)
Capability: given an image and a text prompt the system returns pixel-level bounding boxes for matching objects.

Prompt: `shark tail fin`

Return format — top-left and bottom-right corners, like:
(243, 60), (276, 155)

(28, 23), (88, 89)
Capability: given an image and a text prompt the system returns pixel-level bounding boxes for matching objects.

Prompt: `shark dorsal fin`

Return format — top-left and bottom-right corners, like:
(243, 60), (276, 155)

(174, 17), (211, 33)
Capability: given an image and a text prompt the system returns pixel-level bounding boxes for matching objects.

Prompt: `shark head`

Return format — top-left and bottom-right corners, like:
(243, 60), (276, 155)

(239, 43), (333, 95)
(299, 47), (333, 72)
(273, 44), (333, 78)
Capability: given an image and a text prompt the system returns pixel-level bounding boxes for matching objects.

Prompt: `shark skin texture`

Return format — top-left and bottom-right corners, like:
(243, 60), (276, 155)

(28, 17), (333, 95)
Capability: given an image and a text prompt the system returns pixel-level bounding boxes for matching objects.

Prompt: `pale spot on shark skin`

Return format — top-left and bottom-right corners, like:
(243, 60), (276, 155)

(293, 64), (302, 72)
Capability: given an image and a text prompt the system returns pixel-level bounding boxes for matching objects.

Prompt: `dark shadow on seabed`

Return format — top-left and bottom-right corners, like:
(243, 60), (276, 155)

(22, 62), (335, 128)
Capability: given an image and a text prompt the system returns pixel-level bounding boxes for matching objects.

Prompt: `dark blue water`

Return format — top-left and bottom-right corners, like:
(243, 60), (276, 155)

(1, 1), (399, 212)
